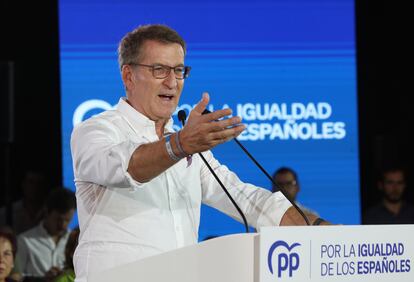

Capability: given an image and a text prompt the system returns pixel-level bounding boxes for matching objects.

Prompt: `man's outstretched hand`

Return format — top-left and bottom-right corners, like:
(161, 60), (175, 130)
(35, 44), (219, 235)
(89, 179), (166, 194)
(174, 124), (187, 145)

(180, 92), (246, 154)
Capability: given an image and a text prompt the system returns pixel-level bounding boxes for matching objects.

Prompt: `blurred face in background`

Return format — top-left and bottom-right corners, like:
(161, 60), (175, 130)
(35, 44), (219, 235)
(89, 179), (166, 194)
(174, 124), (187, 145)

(274, 172), (299, 201)
(44, 209), (75, 237)
(379, 171), (406, 203)
(0, 237), (14, 282)
(22, 171), (46, 204)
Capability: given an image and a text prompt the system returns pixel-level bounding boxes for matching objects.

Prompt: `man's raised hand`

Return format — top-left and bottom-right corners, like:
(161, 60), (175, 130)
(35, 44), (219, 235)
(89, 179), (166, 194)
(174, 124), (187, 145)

(179, 92), (246, 154)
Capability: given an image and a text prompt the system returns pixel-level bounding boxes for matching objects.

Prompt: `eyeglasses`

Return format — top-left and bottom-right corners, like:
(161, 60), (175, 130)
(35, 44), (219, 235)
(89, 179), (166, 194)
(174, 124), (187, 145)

(275, 180), (297, 188)
(129, 63), (191, 80)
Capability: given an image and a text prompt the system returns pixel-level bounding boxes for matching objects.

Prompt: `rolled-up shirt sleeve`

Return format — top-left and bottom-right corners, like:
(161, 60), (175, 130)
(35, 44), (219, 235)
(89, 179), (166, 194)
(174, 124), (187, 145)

(71, 118), (145, 188)
(200, 150), (292, 227)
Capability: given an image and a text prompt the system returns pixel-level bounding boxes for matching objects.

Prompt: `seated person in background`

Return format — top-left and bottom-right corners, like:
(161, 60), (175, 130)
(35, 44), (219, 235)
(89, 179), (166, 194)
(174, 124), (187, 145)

(0, 226), (19, 282)
(16, 188), (76, 281)
(0, 170), (48, 234)
(272, 167), (319, 217)
(54, 227), (80, 282)
(363, 166), (414, 224)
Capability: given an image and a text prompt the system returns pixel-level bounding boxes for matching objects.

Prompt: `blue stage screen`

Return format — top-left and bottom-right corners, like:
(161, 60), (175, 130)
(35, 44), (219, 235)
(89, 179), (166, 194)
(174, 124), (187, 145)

(59, 0), (359, 237)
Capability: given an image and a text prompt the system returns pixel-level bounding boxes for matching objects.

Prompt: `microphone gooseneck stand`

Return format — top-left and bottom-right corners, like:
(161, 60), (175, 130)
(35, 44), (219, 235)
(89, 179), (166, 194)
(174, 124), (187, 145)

(177, 110), (250, 233)
(201, 109), (311, 226)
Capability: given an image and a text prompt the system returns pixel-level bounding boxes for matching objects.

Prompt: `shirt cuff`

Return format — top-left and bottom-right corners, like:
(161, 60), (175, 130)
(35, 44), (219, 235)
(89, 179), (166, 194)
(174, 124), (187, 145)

(256, 191), (292, 227)
(124, 171), (145, 190)
(122, 141), (146, 190)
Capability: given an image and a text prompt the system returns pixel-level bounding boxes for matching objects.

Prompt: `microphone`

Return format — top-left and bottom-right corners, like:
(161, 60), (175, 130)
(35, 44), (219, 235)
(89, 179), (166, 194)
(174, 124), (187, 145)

(201, 109), (311, 225)
(177, 110), (250, 233)
(178, 110), (187, 125)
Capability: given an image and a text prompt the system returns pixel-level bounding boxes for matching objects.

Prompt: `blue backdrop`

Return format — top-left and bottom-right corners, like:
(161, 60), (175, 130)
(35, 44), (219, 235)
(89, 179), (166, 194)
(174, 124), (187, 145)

(59, 0), (360, 238)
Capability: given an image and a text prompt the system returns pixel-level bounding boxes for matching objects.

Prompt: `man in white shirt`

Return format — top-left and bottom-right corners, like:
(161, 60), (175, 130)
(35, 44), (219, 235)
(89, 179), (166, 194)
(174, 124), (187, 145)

(16, 188), (76, 280)
(71, 24), (325, 282)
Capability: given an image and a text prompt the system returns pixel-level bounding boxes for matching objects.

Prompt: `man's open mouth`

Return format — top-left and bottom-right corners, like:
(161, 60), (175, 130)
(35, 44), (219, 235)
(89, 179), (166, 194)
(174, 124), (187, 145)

(158, 94), (174, 100)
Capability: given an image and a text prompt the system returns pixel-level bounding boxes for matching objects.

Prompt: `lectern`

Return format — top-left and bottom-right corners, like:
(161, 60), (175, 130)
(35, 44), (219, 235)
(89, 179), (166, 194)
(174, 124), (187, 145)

(89, 225), (414, 282)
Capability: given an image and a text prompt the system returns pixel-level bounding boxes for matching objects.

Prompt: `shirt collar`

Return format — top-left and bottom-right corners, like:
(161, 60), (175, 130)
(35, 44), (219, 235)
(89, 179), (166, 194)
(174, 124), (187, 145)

(116, 97), (175, 135)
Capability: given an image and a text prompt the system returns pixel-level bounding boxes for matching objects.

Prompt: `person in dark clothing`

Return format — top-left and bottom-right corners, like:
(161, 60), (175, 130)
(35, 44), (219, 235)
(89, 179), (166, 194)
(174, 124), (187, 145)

(363, 167), (414, 224)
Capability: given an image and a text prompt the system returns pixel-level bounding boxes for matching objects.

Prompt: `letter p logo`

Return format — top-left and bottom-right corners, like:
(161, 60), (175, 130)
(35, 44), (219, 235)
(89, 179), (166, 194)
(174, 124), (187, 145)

(268, 241), (301, 278)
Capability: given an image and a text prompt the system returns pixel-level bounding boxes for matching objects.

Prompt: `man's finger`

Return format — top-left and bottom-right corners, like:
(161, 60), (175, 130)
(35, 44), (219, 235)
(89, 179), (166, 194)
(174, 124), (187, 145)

(205, 116), (241, 132)
(201, 108), (233, 122)
(211, 124), (246, 141)
(191, 92), (210, 115)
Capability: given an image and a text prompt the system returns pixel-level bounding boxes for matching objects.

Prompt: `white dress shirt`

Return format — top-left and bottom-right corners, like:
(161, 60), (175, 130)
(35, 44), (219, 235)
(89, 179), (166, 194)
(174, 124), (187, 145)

(71, 97), (292, 282)
(16, 222), (70, 277)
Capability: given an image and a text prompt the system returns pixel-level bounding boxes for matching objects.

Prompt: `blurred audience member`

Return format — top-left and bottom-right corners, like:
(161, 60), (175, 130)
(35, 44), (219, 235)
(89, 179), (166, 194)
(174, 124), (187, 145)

(0, 170), (48, 234)
(363, 167), (414, 224)
(272, 167), (319, 217)
(16, 188), (76, 281)
(54, 228), (79, 282)
(0, 226), (20, 282)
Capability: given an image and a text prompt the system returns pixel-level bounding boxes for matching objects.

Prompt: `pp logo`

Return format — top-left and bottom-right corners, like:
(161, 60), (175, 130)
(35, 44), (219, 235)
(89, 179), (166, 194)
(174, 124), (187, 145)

(268, 240), (301, 278)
